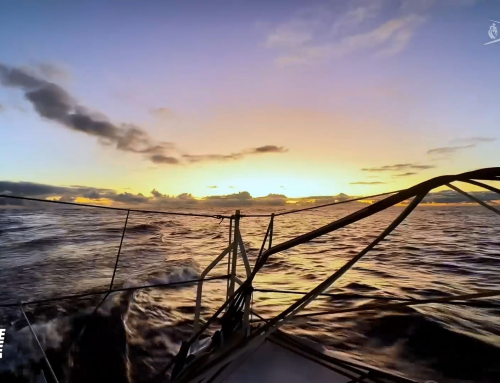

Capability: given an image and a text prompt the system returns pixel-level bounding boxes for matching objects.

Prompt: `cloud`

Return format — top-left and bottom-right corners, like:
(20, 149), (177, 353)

(36, 62), (71, 82)
(0, 180), (328, 208)
(151, 189), (162, 197)
(394, 172), (417, 177)
(251, 145), (287, 154)
(422, 190), (500, 204)
(207, 186), (218, 189)
(0, 104), (4, 112)
(0, 63), (176, 163)
(331, 2), (383, 35)
(361, 163), (435, 172)
(0, 63), (288, 166)
(265, 20), (314, 49)
(150, 154), (180, 164)
(335, 14), (426, 59)
(264, 0), (476, 66)
(0, 181), (72, 196)
(182, 145), (287, 163)
(427, 137), (496, 157)
(183, 153), (242, 163)
(350, 181), (387, 185)
(451, 137), (496, 144)
(427, 144), (475, 155)
(149, 107), (176, 119)
(264, 3), (425, 65)
(2, 180), (497, 209)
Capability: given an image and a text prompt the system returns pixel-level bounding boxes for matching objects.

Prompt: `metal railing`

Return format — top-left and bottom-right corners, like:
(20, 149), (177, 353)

(168, 167), (500, 382)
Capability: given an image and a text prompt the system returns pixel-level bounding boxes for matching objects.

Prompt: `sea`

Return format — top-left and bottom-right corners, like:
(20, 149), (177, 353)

(0, 201), (499, 383)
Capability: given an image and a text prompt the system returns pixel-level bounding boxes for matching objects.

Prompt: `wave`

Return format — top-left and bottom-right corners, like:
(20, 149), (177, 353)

(14, 235), (61, 250)
(127, 223), (160, 234)
(1, 263), (202, 382)
(359, 309), (500, 381)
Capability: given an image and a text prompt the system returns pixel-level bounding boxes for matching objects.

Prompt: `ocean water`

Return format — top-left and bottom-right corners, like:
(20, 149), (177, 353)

(0, 202), (500, 382)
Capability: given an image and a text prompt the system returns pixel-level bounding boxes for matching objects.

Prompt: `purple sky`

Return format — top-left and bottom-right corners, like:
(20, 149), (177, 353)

(0, 0), (499, 202)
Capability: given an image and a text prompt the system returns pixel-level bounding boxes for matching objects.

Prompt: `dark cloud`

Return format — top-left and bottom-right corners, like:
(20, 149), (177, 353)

(361, 164), (435, 172)
(151, 189), (163, 198)
(2, 180), (498, 209)
(183, 153), (242, 163)
(451, 137), (496, 144)
(83, 190), (101, 199)
(0, 63), (176, 163)
(206, 191), (252, 201)
(110, 192), (149, 204)
(350, 181), (387, 185)
(427, 144), (475, 155)
(251, 145), (288, 154)
(57, 195), (76, 202)
(150, 155), (180, 164)
(394, 172), (417, 177)
(182, 145), (287, 163)
(422, 190), (500, 204)
(0, 104), (4, 111)
(428, 137), (496, 156)
(1, 63), (289, 166)
(203, 191), (287, 207)
(0, 180), (114, 206)
(0, 181), (69, 196)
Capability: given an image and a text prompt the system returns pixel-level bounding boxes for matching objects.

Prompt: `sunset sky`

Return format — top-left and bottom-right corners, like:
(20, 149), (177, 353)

(0, 0), (499, 206)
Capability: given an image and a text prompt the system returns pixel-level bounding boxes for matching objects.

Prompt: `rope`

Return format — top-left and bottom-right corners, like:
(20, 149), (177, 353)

(253, 288), (416, 302)
(0, 194), (231, 220)
(238, 190), (402, 217)
(273, 190), (402, 216)
(20, 305), (60, 383)
(2, 169), (499, 220)
(464, 180), (500, 195)
(163, 168), (500, 380)
(0, 275), (230, 308)
(447, 183), (500, 216)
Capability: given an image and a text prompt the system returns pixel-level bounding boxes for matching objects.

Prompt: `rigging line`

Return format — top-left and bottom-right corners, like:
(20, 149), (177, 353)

(274, 190), (403, 217)
(249, 299), (500, 323)
(180, 195), (426, 382)
(0, 275), (230, 308)
(280, 289), (500, 320)
(226, 218), (233, 304)
(256, 193), (426, 332)
(253, 215), (274, 273)
(240, 169), (500, 220)
(0, 194), (231, 219)
(20, 305), (60, 383)
(252, 168), (500, 275)
(90, 209), (130, 316)
(463, 179), (500, 196)
(238, 190), (402, 218)
(109, 210), (129, 291)
(447, 183), (500, 216)
(170, 168), (500, 381)
(253, 288), (416, 302)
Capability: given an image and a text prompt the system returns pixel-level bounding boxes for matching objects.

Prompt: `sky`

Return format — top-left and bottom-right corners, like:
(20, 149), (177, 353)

(0, 0), (499, 207)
